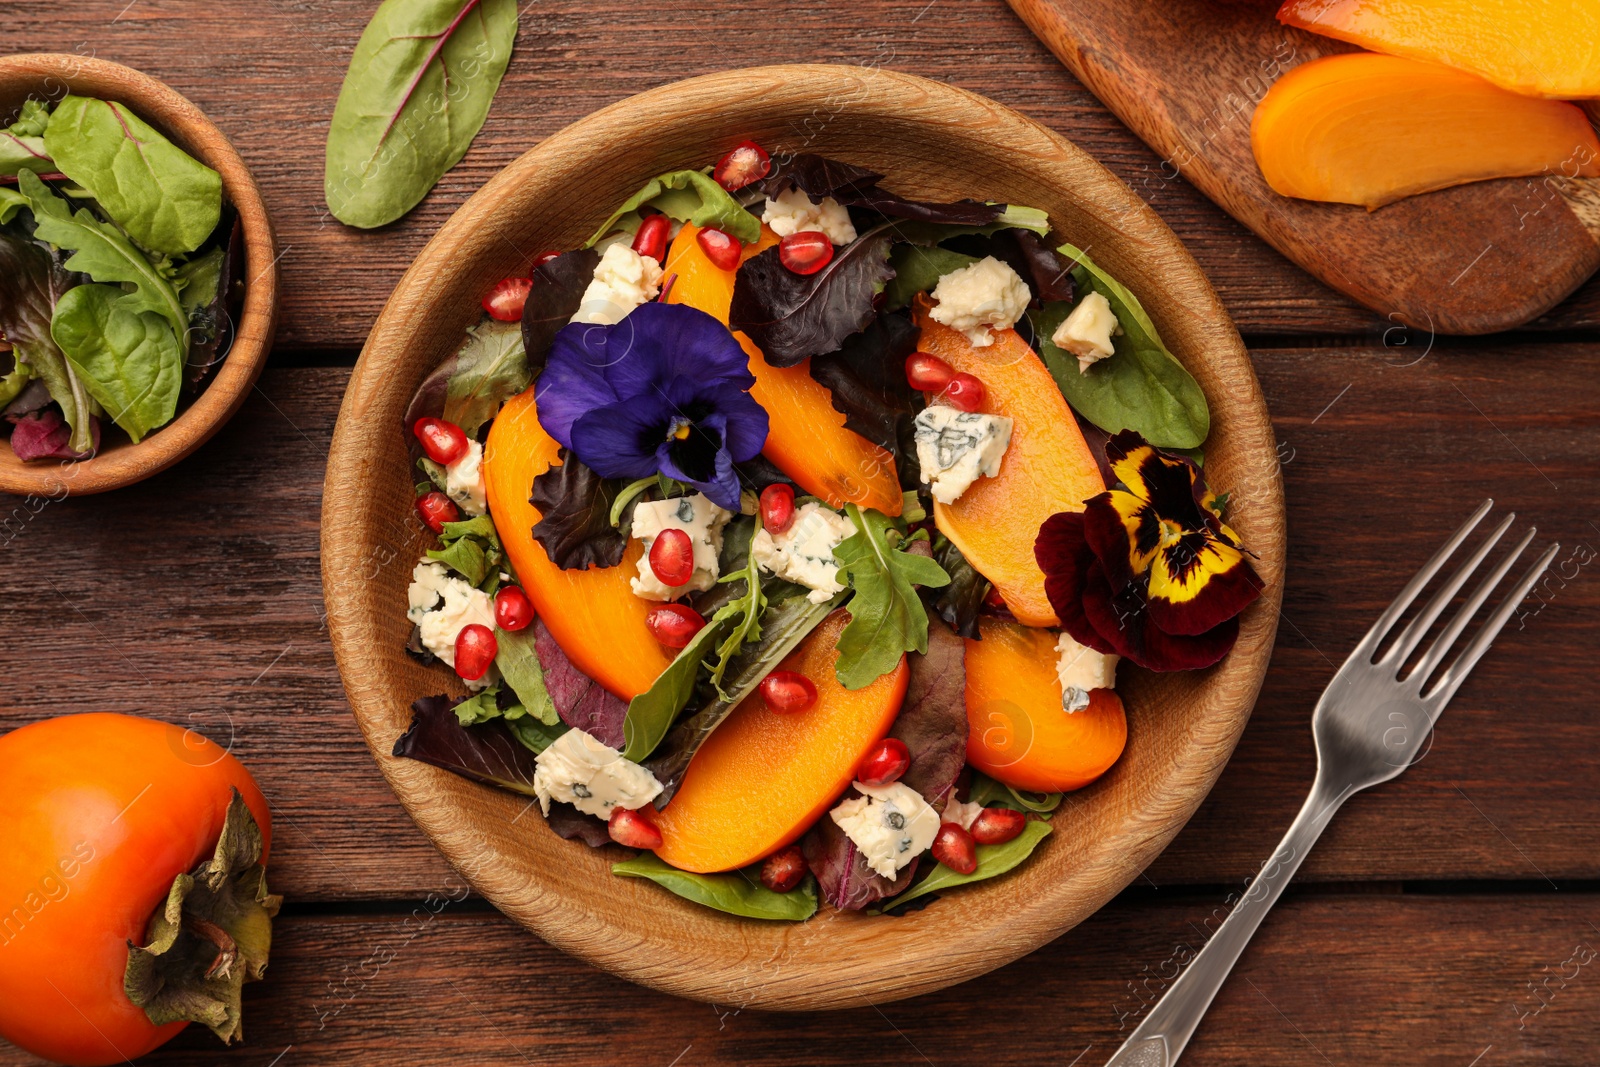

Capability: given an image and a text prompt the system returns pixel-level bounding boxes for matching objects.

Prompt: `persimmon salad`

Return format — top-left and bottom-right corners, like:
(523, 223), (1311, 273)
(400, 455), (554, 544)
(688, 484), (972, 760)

(394, 141), (1264, 920)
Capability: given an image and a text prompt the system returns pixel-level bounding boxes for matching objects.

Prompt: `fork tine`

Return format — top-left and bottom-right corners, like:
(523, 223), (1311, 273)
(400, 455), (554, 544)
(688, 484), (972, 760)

(1380, 510), (1515, 668)
(1356, 499), (1494, 656)
(1409, 526), (1535, 686)
(1423, 541), (1561, 708)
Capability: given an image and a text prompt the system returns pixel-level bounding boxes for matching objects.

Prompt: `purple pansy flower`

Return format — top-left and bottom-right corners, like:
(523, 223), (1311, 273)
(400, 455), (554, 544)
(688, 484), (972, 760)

(535, 302), (769, 511)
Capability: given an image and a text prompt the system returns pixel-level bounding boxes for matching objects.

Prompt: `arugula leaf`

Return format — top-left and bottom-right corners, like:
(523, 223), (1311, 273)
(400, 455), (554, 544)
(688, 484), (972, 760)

(325, 0), (519, 229)
(620, 615), (729, 762)
(881, 820), (1053, 912)
(882, 245), (976, 312)
(1033, 243), (1210, 450)
(50, 283), (182, 442)
(427, 535), (487, 586)
(612, 854), (817, 921)
(0, 220), (95, 453)
(705, 521), (772, 691)
(729, 224), (897, 366)
(587, 169), (759, 247)
(520, 248), (599, 379)
(494, 626), (561, 727)
(19, 171), (188, 352)
(832, 504), (949, 690)
(646, 592), (842, 803)
(44, 95), (222, 255)
(393, 694), (542, 794)
(426, 512), (503, 588)
(443, 318), (527, 438)
(926, 535), (988, 640)
(528, 449), (628, 569)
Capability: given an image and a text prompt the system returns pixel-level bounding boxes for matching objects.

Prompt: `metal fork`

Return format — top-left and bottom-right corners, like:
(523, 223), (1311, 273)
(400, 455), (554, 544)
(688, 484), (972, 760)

(1105, 500), (1559, 1067)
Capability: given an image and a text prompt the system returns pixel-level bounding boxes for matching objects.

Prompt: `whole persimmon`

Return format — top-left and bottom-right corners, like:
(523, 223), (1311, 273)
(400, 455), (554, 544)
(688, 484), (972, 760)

(0, 713), (278, 1066)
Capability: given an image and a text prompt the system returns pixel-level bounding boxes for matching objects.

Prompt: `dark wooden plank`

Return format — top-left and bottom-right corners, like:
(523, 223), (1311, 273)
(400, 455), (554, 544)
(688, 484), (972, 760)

(3, 892), (1596, 1065)
(2, 344), (1596, 901)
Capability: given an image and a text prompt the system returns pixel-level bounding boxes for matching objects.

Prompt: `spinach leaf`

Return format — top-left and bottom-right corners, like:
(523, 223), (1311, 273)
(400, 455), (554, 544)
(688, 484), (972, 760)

(505, 714), (569, 754)
(646, 592), (842, 803)
(0, 219), (95, 453)
(533, 617), (629, 748)
(444, 318), (527, 438)
(967, 771), (1064, 815)
(881, 819), (1052, 912)
(926, 535), (988, 640)
(587, 169), (759, 247)
(50, 283), (182, 442)
(833, 504), (950, 690)
(612, 854), (817, 921)
(176, 247), (223, 320)
(19, 171), (188, 353)
(620, 616), (729, 762)
(494, 626), (561, 726)
(0, 132), (51, 178)
(1033, 243), (1210, 450)
(520, 248), (598, 379)
(729, 224), (896, 366)
(528, 449), (628, 569)
(882, 245), (976, 312)
(44, 95), (222, 255)
(325, 0), (519, 229)
(807, 312), (923, 487)
(393, 694), (542, 795)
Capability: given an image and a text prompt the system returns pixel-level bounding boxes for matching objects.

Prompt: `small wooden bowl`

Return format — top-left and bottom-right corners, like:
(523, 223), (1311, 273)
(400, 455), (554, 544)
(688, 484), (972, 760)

(323, 64), (1286, 1010)
(0, 54), (277, 497)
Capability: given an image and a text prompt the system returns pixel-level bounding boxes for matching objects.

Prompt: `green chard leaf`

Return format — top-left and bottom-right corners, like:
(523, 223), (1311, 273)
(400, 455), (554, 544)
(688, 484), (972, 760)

(0, 131), (51, 179)
(612, 854), (818, 921)
(620, 615), (730, 762)
(882, 819), (1053, 912)
(833, 504), (950, 690)
(443, 318), (528, 438)
(1033, 243), (1209, 450)
(0, 188), (29, 223)
(44, 95), (222, 255)
(325, 0), (519, 229)
(588, 169), (760, 247)
(494, 626), (561, 727)
(882, 245), (977, 311)
(50, 283), (182, 442)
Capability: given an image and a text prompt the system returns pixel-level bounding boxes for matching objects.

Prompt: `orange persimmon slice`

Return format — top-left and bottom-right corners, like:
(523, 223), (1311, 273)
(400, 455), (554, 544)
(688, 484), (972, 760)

(1252, 52), (1600, 210)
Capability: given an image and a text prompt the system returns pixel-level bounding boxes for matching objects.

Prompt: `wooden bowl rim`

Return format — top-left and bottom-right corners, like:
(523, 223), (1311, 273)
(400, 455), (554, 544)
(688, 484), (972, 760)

(322, 62), (1286, 1010)
(0, 53), (278, 498)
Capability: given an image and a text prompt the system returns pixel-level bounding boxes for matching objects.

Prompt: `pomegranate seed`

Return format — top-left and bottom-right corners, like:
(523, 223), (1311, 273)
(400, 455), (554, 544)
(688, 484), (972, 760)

(608, 807), (663, 849)
(532, 250), (561, 267)
(759, 483), (796, 535)
(983, 585), (1007, 610)
(857, 737), (911, 786)
(696, 226), (742, 272)
(454, 623), (498, 681)
(970, 807), (1027, 845)
(940, 372), (987, 412)
(646, 602), (707, 649)
(493, 585), (534, 632)
(413, 417), (469, 465)
(713, 139), (772, 191)
(905, 351), (955, 392)
(416, 491), (460, 532)
(632, 214), (671, 263)
(778, 231), (833, 275)
(760, 845), (808, 892)
(648, 528), (696, 587)
(482, 276), (533, 322)
(932, 822), (978, 874)
(760, 670), (817, 713)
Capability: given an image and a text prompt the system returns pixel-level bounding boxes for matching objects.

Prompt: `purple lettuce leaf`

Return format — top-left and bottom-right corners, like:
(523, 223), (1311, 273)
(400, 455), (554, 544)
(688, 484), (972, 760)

(762, 153), (1002, 227)
(528, 449), (629, 570)
(803, 812), (917, 911)
(9, 407), (98, 461)
(807, 311), (922, 488)
(545, 803), (612, 848)
(729, 225), (896, 366)
(520, 248), (599, 380)
(942, 228), (1075, 306)
(534, 616), (628, 748)
(393, 695), (540, 795)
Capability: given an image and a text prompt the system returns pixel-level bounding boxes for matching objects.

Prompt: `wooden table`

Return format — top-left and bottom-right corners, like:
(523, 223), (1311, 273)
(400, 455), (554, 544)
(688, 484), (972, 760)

(5, 2), (1599, 1063)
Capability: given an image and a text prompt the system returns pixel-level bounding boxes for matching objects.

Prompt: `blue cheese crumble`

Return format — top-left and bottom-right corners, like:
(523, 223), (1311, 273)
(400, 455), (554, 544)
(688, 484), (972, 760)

(928, 256), (1030, 347)
(572, 242), (664, 326)
(761, 186), (857, 246)
(1055, 631), (1118, 713)
(533, 728), (663, 818)
(913, 404), (1013, 505)
(829, 781), (941, 879)
(1051, 290), (1122, 372)
(629, 493), (733, 601)
(751, 501), (857, 603)
(406, 560), (497, 689)
(444, 438), (487, 516)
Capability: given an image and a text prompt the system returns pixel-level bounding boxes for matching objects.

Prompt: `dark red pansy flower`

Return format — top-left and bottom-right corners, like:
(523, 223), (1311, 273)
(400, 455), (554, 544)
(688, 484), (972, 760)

(1035, 430), (1264, 672)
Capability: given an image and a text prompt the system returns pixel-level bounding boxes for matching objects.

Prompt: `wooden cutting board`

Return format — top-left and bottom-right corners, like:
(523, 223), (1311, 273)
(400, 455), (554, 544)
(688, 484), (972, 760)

(1008, 0), (1600, 335)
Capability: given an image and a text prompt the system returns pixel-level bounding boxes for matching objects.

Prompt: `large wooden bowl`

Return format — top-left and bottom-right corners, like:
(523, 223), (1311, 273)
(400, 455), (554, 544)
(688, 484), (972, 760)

(0, 54), (277, 497)
(323, 64), (1286, 1010)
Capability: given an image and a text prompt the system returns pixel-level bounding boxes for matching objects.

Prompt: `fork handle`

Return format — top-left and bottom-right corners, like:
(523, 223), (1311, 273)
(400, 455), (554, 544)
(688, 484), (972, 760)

(1105, 772), (1350, 1067)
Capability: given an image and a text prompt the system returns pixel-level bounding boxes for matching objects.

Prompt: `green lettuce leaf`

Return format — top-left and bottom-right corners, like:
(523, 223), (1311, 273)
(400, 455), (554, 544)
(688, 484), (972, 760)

(881, 819), (1052, 912)
(443, 318), (527, 438)
(587, 168), (760, 247)
(612, 854), (818, 921)
(1034, 243), (1209, 449)
(0, 221), (96, 452)
(50, 283), (182, 442)
(44, 95), (222, 255)
(833, 505), (950, 689)
(325, 0), (519, 229)
(426, 513), (505, 590)
(0, 188), (29, 224)
(494, 626), (562, 728)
